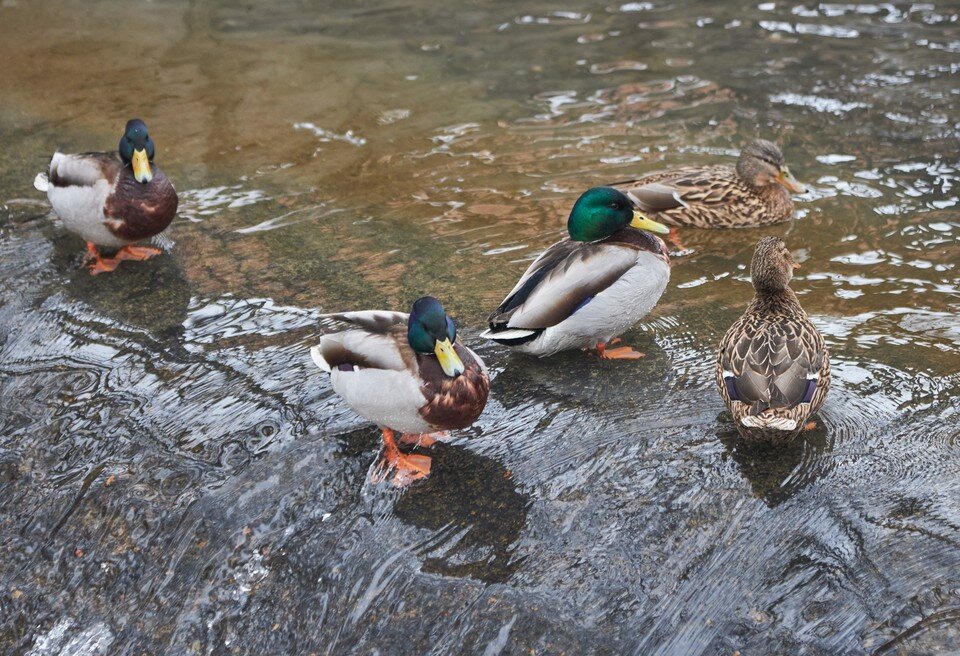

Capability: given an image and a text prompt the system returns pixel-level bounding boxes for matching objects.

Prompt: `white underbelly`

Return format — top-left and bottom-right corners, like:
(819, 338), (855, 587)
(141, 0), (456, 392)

(48, 180), (129, 248)
(517, 252), (670, 356)
(330, 368), (434, 434)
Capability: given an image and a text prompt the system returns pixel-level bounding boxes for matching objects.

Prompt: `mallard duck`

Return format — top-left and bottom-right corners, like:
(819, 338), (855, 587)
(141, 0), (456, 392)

(310, 296), (490, 485)
(614, 139), (806, 229)
(480, 187), (670, 359)
(34, 119), (178, 274)
(716, 236), (830, 444)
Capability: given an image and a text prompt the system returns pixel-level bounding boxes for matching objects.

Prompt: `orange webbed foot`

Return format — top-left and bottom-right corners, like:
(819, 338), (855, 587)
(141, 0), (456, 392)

(116, 245), (162, 261)
(84, 243), (122, 275)
(88, 258), (121, 275)
(372, 428), (433, 487)
(668, 227), (687, 253)
(601, 346), (645, 360)
(803, 421), (817, 432)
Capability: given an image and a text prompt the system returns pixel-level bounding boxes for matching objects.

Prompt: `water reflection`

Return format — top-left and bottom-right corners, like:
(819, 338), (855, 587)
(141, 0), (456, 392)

(51, 232), (192, 340)
(394, 443), (529, 584)
(719, 416), (828, 507)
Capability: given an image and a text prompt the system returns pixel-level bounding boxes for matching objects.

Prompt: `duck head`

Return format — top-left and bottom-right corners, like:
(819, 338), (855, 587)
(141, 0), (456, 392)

(408, 296), (464, 377)
(751, 236), (800, 293)
(567, 187), (669, 242)
(119, 118), (155, 184)
(736, 139), (806, 194)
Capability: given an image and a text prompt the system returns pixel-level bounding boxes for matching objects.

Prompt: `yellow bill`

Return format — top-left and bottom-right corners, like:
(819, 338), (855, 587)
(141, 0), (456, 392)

(132, 148), (153, 183)
(776, 167), (806, 194)
(434, 338), (465, 377)
(630, 210), (670, 235)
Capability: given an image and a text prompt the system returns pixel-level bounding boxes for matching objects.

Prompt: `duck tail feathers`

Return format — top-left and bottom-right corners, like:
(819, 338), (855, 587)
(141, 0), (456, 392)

(479, 327), (540, 346)
(310, 345), (332, 372)
(33, 172), (50, 193)
(739, 412), (797, 432)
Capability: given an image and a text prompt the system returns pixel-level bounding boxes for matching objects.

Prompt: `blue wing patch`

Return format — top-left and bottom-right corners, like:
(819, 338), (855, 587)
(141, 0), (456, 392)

(572, 295), (594, 315)
(724, 376), (740, 401)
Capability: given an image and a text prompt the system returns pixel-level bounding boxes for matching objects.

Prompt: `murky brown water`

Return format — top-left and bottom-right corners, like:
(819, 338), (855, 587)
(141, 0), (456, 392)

(1, 1), (959, 654)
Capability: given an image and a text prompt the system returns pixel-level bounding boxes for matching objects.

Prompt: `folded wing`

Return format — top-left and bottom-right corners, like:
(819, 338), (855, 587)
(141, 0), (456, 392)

(48, 152), (122, 188)
(311, 311), (410, 373)
(620, 165), (735, 207)
(721, 317), (825, 414)
(487, 240), (638, 331)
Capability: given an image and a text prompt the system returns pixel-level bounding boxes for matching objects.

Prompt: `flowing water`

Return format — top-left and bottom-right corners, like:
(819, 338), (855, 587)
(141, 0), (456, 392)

(1, 1), (959, 654)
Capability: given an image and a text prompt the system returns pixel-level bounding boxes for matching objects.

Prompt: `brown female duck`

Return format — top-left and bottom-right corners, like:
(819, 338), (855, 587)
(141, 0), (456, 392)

(716, 237), (830, 444)
(36, 119), (178, 274)
(616, 140), (806, 229)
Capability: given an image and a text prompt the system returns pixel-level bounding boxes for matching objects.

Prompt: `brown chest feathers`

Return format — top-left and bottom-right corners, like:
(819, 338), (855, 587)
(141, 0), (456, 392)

(416, 343), (490, 430)
(104, 166), (179, 242)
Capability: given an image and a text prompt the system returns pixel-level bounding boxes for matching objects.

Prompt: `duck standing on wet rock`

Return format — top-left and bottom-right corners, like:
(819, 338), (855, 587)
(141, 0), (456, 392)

(716, 237), (830, 444)
(35, 119), (178, 274)
(310, 297), (490, 486)
(616, 139), (806, 229)
(481, 187), (671, 359)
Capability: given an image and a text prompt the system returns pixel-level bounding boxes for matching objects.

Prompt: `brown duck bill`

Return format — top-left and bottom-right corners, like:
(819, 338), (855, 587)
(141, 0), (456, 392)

(776, 168), (806, 194)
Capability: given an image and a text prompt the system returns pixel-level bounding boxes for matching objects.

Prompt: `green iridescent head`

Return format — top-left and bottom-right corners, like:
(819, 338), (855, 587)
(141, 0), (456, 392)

(407, 296), (464, 377)
(118, 118), (155, 184)
(567, 187), (669, 242)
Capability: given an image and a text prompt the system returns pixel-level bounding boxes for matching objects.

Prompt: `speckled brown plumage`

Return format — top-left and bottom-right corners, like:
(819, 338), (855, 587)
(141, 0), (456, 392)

(615, 140), (804, 228)
(620, 164), (794, 228)
(716, 237), (830, 444)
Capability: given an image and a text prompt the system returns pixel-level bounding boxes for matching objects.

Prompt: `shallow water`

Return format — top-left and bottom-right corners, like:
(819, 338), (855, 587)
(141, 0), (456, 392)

(1, 1), (959, 654)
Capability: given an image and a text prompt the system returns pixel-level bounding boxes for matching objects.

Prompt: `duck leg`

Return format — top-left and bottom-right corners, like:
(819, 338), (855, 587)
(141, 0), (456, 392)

(116, 245), (163, 261)
(84, 242), (121, 275)
(398, 431), (447, 448)
(373, 427), (432, 486)
(667, 227), (688, 253)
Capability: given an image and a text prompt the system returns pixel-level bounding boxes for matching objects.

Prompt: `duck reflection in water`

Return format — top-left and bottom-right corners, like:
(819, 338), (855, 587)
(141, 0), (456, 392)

(50, 223), (190, 341)
(393, 441), (529, 584)
(719, 414), (829, 507)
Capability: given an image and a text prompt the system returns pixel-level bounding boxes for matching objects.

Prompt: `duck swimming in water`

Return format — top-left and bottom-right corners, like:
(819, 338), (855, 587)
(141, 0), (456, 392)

(615, 139), (806, 229)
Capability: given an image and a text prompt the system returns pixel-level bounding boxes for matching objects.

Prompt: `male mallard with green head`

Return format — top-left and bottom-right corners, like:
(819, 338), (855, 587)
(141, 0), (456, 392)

(616, 139), (806, 229)
(35, 119), (178, 274)
(481, 187), (671, 359)
(716, 237), (830, 444)
(311, 297), (490, 485)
